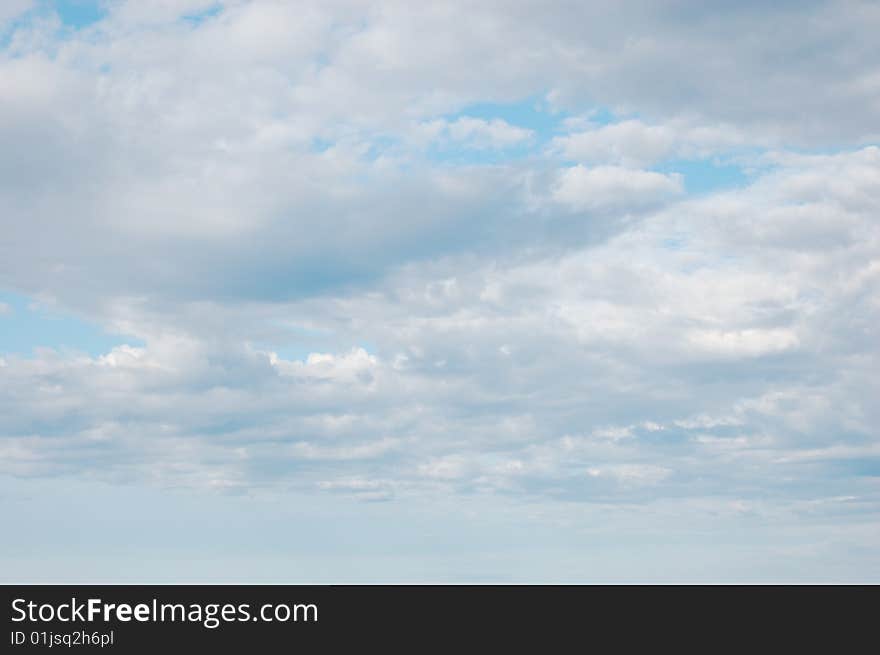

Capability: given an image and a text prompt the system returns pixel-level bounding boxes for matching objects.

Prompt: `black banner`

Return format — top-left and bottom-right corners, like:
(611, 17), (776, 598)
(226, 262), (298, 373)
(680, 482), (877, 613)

(1, 585), (874, 651)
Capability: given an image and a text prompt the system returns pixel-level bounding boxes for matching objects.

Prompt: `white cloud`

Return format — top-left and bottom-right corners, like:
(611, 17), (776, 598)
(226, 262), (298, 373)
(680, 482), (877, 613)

(551, 118), (747, 167)
(445, 116), (533, 149)
(410, 116), (533, 151)
(552, 165), (682, 211)
(0, 0), (31, 28)
(686, 328), (800, 358)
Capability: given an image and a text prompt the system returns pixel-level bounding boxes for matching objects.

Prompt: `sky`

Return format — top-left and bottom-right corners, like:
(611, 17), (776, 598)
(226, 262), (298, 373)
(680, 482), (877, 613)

(1, 0), (879, 582)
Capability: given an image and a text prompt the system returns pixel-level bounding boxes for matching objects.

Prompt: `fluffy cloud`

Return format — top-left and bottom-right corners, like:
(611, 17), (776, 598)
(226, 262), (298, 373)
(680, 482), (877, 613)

(414, 116), (534, 150)
(2, 146), (877, 512)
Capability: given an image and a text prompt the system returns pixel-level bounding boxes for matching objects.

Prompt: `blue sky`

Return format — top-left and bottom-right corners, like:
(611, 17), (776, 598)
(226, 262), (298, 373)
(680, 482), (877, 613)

(1, 0), (879, 582)
(0, 292), (141, 356)
(50, 0), (105, 27)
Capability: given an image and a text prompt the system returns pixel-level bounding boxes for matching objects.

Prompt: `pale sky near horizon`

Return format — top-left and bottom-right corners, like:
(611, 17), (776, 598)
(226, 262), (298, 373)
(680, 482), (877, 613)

(1, 0), (879, 582)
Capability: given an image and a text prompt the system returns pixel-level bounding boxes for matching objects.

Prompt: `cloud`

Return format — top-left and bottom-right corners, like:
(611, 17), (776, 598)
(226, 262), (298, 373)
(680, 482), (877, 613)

(0, 0), (31, 28)
(551, 118), (747, 167)
(552, 165), (683, 211)
(411, 116), (534, 151)
(686, 328), (800, 358)
(442, 116), (533, 149)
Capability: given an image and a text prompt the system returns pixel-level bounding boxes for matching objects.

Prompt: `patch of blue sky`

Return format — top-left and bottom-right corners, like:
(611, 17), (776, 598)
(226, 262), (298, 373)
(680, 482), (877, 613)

(424, 143), (530, 167)
(0, 291), (142, 357)
(310, 137), (334, 153)
(49, 0), (105, 28)
(3, 1), (222, 42)
(424, 100), (620, 166)
(1, 1), (104, 49)
(256, 340), (377, 363)
(654, 157), (751, 195)
(452, 99), (618, 134)
(447, 97), (568, 141)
